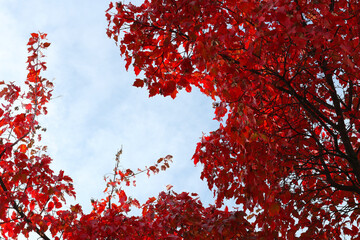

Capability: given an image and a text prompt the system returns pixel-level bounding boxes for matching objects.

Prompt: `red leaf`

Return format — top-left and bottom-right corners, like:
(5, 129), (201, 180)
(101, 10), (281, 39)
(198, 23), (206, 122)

(118, 190), (127, 203)
(163, 81), (176, 96)
(47, 202), (54, 211)
(18, 144), (27, 153)
(30, 33), (39, 38)
(134, 66), (141, 76)
(55, 202), (62, 209)
(133, 79), (144, 88)
(269, 203), (280, 217)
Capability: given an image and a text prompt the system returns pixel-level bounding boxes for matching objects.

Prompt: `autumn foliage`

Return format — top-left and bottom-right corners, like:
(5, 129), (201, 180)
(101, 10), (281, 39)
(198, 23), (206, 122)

(0, 33), (75, 239)
(105, 0), (360, 238)
(2, 0), (360, 239)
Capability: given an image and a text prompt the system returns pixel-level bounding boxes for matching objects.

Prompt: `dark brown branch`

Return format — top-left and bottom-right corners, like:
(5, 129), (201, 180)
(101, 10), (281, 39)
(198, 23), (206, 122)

(323, 69), (360, 183)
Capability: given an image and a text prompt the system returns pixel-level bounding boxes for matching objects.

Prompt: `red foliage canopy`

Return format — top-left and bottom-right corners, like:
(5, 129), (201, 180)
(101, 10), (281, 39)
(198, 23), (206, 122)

(106, 0), (360, 238)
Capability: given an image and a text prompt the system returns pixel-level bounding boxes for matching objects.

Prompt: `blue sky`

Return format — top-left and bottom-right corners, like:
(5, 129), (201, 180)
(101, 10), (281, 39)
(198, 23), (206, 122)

(0, 0), (222, 215)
